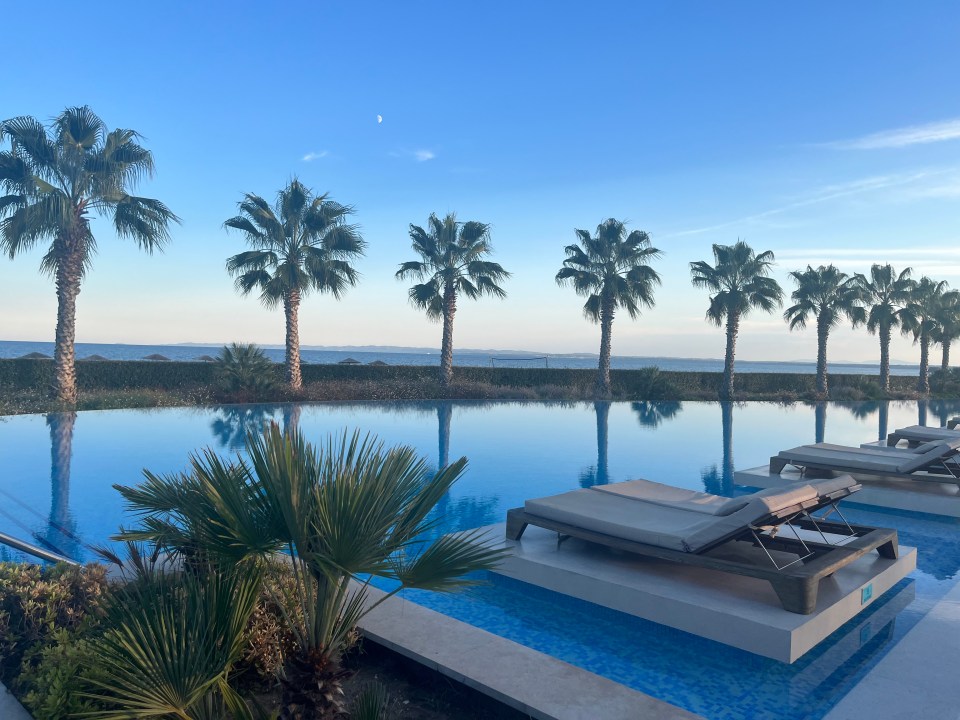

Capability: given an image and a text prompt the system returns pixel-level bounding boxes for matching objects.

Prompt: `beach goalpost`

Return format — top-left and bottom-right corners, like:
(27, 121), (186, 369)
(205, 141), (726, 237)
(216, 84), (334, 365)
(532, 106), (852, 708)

(489, 356), (549, 368)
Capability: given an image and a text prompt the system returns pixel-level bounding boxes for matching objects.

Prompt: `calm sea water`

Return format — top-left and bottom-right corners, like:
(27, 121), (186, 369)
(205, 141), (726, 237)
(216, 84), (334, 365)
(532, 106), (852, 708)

(0, 339), (920, 375)
(0, 400), (957, 719)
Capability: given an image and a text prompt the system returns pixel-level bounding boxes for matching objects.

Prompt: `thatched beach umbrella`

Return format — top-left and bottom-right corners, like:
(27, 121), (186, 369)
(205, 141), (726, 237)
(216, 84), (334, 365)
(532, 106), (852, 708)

(337, 357), (361, 365)
(143, 354), (171, 361)
(196, 355), (216, 362)
(368, 359), (388, 366)
(20, 352), (51, 359)
(81, 354), (109, 361)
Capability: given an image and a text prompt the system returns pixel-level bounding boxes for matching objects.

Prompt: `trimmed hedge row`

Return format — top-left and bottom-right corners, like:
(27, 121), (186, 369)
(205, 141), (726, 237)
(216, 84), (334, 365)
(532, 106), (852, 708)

(0, 358), (918, 397)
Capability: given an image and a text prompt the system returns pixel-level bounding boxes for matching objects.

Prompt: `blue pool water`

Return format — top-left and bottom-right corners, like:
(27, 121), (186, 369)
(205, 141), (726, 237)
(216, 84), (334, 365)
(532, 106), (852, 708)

(1, 400), (958, 719)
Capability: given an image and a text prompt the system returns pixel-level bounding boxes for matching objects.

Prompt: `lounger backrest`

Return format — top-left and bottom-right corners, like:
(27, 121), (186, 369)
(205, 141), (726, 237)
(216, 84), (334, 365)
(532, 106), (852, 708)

(895, 441), (953, 473)
(591, 479), (732, 514)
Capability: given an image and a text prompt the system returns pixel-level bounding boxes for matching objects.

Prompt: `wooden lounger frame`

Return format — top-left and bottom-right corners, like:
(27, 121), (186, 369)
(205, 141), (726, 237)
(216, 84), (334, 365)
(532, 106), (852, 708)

(505, 501), (897, 614)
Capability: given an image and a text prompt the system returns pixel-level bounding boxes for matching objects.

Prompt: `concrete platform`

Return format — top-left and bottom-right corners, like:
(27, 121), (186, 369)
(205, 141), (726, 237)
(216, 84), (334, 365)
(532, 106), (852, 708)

(737, 464), (960, 518)
(494, 523), (916, 663)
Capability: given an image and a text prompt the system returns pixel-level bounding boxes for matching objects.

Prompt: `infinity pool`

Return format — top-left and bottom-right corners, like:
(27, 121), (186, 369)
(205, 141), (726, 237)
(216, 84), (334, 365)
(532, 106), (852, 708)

(1, 400), (958, 719)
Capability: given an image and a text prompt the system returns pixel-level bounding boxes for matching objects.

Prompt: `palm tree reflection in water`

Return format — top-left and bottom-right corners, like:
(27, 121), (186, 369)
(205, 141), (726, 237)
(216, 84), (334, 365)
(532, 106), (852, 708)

(701, 402), (734, 496)
(46, 412), (79, 559)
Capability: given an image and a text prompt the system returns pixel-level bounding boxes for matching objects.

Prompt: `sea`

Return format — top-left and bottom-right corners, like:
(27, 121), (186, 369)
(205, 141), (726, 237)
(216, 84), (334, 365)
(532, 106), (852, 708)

(0, 340), (920, 375)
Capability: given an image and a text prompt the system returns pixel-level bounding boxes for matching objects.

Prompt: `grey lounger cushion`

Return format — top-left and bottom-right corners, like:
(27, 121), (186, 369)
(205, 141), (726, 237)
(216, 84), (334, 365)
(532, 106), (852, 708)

(890, 426), (960, 446)
(777, 441), (954, 474)
(524, 478), (853, 553)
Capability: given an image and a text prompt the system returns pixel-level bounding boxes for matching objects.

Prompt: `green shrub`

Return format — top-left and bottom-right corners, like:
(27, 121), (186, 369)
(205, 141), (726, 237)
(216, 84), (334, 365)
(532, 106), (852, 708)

(214, 343), (280, 400)
(17, 629), (103, 719)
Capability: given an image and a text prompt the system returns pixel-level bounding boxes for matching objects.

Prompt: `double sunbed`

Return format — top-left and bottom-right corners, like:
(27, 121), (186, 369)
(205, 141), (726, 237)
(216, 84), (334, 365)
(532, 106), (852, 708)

(507, 475), (897, 614)
(770, 438), (960, 484)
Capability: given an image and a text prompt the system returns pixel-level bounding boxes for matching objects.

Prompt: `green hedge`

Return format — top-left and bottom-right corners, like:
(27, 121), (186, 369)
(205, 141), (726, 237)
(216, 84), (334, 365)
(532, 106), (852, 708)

(0, 358), (919, 397)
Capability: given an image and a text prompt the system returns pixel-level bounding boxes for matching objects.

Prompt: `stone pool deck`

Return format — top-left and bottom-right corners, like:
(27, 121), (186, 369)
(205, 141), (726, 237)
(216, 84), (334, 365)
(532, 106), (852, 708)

(359, 584), (702, 720)
(0, 682), (31, 720)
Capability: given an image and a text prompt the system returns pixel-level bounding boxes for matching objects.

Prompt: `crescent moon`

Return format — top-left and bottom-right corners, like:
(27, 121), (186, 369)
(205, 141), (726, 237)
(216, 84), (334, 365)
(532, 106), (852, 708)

(377, 115), (383, 124)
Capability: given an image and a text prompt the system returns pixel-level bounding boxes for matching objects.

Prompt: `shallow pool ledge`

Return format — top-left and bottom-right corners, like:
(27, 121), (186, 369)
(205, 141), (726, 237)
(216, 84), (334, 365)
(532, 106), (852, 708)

(358, 584), (702, 720)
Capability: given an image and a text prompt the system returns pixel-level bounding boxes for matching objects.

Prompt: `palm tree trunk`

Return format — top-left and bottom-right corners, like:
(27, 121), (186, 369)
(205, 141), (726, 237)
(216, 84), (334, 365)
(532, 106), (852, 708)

(720, 311), (739, 400)
(595, 401), (610, 485)
(53, 248), (83, 405)
(283, 290), (303, 390)
(596, 294), (615, 397)
(942, 340), (951, 392)
(816, 316), (829, 399)
(918, 332), (930, 395)
(439, 283), (457, 387)
(879, 323), (891, 393)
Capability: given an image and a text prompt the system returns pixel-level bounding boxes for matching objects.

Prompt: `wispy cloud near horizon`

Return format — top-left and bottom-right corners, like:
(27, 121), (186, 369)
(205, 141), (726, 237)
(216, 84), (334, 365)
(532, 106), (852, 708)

(826, 119), (960, 150)
(665, 171), (935, 238)
(302, 151), (329, 162)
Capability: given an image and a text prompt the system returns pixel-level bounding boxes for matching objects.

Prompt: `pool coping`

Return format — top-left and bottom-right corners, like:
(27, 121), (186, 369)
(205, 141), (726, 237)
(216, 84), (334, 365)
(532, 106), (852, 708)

(358, 584), (704, 720)
(0, 682), (31, 720)
(822, 576), (960, 720)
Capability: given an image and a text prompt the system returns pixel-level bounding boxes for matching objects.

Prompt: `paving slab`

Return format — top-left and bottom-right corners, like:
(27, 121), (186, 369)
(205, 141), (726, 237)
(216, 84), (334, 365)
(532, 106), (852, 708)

(823, 576), (960, 720)
(358, 584), (702, 720)
(0, 682), (32, 720)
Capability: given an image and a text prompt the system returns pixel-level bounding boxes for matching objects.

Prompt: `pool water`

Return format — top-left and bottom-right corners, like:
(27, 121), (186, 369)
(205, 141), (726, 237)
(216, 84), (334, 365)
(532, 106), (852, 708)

(1, 400), (958, 719)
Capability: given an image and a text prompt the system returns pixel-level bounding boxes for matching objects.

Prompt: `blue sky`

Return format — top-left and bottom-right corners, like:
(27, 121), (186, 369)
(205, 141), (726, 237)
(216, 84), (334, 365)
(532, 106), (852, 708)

(4, 1), (960, 362)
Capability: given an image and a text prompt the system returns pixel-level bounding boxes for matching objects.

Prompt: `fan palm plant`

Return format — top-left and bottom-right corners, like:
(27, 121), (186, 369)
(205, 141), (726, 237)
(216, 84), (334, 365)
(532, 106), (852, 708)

(114, 423), (504, 718)
(784, 265), (865, 399)
(556, 219), (661, 396)
(903, 277), (952, 394)
(931, 287), (960, 390)
(397, 213), (509, 387)
(853, 264), (915, 393)
(0, 106), (179, 404)
(225, 179), (365, 391)
(689, 241), (783, 400)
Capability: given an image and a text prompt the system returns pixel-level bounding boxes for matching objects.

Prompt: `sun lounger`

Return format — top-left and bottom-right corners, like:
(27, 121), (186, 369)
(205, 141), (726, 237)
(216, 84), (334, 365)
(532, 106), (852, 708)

(770, 441), (960, 484)
(506, 476), (897, 614)
(886, 425), (960, 447)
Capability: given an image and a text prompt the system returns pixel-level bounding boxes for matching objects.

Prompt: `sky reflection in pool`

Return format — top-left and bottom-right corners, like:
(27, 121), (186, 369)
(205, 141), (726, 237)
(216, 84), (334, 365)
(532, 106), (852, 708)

(1, 399), (958, 719)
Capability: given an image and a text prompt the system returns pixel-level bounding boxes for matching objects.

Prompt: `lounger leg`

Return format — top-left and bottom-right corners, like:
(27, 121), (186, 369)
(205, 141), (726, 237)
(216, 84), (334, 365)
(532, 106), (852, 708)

(769, 577), (817, 614)
(506, 509), (528, 541)
(876, 539), (898, 560)
(769, 456), (787, 474)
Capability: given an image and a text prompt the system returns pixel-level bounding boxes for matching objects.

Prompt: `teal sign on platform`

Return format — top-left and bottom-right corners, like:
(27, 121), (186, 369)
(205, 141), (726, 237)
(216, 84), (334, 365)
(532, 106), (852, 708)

(861, 583), (874, 604)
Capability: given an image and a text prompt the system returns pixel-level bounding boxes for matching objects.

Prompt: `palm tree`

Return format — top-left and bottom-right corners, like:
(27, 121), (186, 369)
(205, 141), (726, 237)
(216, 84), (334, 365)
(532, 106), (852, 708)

(903, 277), (952, 394)
(854, 264), (915, 393)
(0, 106), (179, 404)
(690, 241), (783, 400)
(556, 219), (661, 396)
(784, 265), (865, 399)
(397, 213), (509, 387)
(114, 423), (503, 718)
(932, 290), (960, 389)
(225, 179), (365, 391)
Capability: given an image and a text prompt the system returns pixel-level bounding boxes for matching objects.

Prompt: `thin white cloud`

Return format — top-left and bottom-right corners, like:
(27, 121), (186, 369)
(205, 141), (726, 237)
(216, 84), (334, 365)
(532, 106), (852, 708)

(390, 148), (436, 162)
(302, 151), (329, 162)
(827, 119), (960, 150)
(666, 172), (933, 238)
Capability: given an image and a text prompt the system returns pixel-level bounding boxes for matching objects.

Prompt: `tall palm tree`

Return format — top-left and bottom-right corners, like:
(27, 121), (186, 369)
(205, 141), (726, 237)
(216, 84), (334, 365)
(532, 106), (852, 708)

(556, 219), (661, 396)
(225, 179), (365, 391)
(690, 241), (783, 400)
(904, 277), (953, 394)
(0, 106), (179, 404)
(854, 264), (915, 393)
(930, 287), (960, 391)
(397, 213), (509, 387)
(784, 265), (865, 399)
